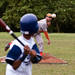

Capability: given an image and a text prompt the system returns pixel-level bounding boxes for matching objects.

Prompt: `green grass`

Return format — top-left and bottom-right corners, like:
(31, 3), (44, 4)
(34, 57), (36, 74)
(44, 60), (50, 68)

(0, 32), (75, 75)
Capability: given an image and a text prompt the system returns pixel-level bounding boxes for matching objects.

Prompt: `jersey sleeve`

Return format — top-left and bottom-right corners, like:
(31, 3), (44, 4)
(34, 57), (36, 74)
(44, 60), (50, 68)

(32, 44), (40, 54)
(44, 31), (49, 40)
(5, 45), (22, 64)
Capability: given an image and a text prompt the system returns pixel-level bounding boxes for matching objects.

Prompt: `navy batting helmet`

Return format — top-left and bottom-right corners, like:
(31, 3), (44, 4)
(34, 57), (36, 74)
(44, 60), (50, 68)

(20, 13), (39, 35)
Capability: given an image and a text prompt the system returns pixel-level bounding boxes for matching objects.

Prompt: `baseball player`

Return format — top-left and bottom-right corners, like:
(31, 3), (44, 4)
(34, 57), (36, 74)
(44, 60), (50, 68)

(5, 13), (42, 75)
(33, 13), (54, 56)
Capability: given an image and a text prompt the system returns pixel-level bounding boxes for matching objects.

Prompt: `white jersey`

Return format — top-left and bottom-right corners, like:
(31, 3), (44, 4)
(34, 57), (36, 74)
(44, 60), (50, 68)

(38, 19), (47, 31)
(5, 35), (41, 75)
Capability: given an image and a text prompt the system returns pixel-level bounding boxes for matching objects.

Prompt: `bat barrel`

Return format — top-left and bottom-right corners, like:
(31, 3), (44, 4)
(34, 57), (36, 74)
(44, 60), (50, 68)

(0, 19), (11, 33)
(0, 19), (25, 47)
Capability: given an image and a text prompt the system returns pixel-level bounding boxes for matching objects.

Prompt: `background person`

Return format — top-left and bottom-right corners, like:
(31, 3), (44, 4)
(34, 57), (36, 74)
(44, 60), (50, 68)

(34, 13), (55, 56)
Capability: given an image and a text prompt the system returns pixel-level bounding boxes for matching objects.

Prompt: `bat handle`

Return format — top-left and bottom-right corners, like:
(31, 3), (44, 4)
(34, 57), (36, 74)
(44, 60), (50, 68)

(10, 33), (25, 46)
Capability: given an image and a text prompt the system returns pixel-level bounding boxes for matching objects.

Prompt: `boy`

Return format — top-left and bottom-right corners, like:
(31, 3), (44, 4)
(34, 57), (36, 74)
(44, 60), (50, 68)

(5, 13), (42, 75)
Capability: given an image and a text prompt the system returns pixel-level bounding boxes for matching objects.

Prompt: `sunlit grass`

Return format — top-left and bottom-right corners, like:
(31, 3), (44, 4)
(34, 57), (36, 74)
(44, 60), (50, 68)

(0, 32), (75, 75)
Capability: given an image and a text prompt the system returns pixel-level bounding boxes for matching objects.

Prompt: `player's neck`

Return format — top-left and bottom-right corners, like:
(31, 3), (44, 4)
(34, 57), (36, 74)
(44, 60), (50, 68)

(23, 34), (34, 40)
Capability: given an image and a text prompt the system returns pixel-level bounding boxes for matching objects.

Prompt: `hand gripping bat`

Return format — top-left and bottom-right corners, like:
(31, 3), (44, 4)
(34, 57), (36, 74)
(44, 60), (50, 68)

(0, 19), (24, 46)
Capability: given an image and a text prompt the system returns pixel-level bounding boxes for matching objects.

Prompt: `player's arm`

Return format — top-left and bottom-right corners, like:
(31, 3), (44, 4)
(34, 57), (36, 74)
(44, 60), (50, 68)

(5, 45), (27, 70)
(12, 53), (27, 70)
(44, 31), (50, 44)
(12, 45), (30, 70)
(31, 44), (43, 63)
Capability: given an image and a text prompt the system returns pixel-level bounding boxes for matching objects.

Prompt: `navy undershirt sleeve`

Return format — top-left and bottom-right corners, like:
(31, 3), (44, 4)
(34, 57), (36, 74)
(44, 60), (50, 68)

(32, 44), (40, 54)
(6, 45), (22, 62)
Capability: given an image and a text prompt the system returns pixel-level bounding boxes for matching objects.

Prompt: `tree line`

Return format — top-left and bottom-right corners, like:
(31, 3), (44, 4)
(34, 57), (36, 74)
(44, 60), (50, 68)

(0, 0), (75, 33)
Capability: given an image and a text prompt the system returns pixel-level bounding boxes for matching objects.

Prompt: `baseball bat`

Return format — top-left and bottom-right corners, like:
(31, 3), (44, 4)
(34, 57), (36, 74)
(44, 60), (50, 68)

(0, 19), (25, 46)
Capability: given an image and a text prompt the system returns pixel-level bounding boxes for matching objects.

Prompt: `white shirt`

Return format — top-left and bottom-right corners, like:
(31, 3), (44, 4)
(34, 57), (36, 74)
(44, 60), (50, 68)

(6, 35), (38, 75)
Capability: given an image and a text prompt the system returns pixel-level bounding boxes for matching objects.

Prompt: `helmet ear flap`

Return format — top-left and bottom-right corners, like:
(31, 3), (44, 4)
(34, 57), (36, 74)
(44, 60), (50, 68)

(20, 13), (39, 35)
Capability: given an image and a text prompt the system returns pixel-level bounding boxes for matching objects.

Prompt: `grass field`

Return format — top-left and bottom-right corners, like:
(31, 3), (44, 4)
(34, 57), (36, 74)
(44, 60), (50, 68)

(0, 32), (75, 75)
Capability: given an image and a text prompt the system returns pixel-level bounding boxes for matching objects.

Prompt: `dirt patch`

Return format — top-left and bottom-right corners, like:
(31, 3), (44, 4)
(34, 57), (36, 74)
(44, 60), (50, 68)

(0, 53), (68, 64)
(38, 53), (68, 64)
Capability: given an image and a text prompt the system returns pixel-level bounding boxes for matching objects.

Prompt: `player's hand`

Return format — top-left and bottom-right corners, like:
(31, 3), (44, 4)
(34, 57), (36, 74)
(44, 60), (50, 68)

(47, 39), (50, 45)
(24, 45), (30, 55)
(29, 50), (37, 58)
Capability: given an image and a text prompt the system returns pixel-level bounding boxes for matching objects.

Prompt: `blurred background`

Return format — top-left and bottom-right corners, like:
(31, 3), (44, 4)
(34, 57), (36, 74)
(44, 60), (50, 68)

(0, 0), (75, 33)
